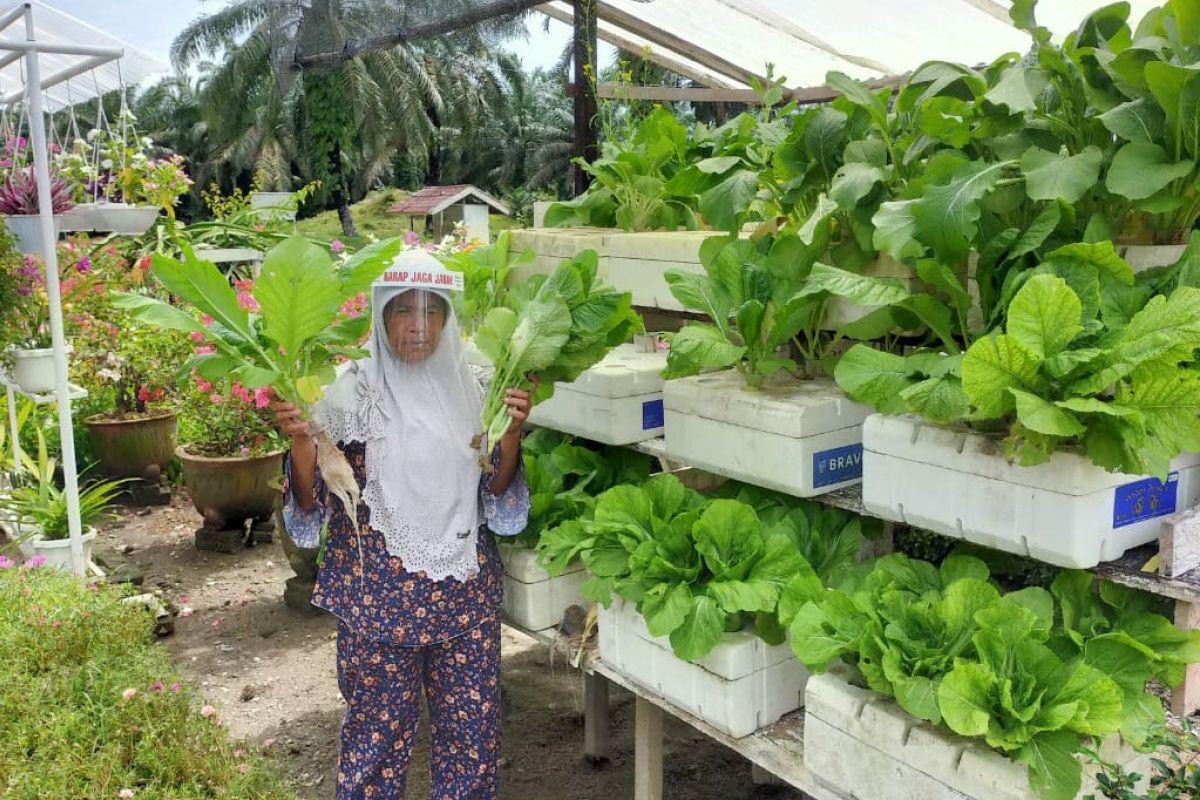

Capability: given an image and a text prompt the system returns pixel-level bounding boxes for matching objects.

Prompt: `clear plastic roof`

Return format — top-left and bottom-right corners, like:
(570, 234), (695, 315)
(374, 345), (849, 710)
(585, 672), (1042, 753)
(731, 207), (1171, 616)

(539, 0), (1162, 91)
(0, 1), (167, 110)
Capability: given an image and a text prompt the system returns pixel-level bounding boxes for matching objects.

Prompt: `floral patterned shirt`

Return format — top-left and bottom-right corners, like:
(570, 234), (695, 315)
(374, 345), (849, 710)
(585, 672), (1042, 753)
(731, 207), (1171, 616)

(282, 439), (528, 646)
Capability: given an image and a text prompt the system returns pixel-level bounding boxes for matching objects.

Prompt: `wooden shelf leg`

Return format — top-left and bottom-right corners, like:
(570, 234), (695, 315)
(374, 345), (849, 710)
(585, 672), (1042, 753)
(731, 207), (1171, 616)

(634, 696), (664, 800)
(584, 671), (610, 765)
(751, 764), (786, 786)
(1171, 599), (1200, 717)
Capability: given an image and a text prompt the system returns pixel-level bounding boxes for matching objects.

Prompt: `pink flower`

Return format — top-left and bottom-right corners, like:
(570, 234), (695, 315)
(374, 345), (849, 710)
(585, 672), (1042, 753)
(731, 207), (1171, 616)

(194, 345), (215, 356)
(200, 705), (216, 718)
(253, 387), (270, 409)
(240, 446), (249, 457)
(233, 749), (244, 758)
(237, 763), (248, 775)
(236, 291), (258, 312)
(122, 688), (138, 701)
(402, 231), (420, 246)
(209, 393), (222, 405)
(195, 378), (212, 393)
(25, 555), (46, 568)
(200, 314), (213, 326)
(149, 682), (164, 692)
(189, 331), (204, 343)
(330, 239), (345, 253)
(0, 554), (13, 569)
(169, 682), (181, 693)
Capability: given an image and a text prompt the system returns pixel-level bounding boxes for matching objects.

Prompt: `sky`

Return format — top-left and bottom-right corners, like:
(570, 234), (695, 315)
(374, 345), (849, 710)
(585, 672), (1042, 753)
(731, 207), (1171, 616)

(36, 0), (602, 75)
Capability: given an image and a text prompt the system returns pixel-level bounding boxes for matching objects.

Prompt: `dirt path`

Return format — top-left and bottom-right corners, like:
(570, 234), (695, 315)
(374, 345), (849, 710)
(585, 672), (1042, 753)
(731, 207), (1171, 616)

(98, 499), (806, 800)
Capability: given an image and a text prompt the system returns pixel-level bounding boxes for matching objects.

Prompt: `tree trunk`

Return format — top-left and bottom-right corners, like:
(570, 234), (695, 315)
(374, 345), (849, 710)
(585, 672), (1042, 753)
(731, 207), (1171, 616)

(330, 148), (358, 239)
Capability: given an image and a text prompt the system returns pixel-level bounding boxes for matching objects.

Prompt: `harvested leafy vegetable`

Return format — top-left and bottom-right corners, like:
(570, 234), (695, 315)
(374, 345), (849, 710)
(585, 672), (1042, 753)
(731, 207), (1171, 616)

(473, 250), (641, 451)
(114, 237), (404, 525)
(439, 230), (532, 335)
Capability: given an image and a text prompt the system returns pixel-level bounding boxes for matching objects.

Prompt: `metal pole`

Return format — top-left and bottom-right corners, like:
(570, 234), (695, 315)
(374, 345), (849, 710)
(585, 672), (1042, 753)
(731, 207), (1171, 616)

(23, 6), (84, 576)
(5, 386), (18, 481)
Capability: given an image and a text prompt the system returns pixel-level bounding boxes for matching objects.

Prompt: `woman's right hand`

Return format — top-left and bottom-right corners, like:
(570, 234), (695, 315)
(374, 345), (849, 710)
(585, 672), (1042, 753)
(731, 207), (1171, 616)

(268, 391), (311, 441)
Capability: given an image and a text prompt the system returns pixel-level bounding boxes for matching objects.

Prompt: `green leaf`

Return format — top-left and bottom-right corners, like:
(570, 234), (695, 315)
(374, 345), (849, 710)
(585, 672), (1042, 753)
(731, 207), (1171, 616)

(1020, 146), (1103, 204)
(1106, 141), (1195, 200)
(872, 200), (924, 262)
(803, 262), (910, 306)
(338, 237), (404, 296)
(1020, 731), (1083, 800)
(799, 193), (839, 246)
(664, 324), (745, 378)
(695, 156), (742, 174)
(111, 293), (210, 338)
(985, 62), (1042, 112)
(938, 661), (993, 737)
(1010, 389), (1086, 437)
(913, 161), (1011, 264)
(699, 170), (759, 232)
(707, 579), (779, 614)
(253, 237), (341, 361)
(149, 251), (250, 341)
(901, 375), (971, 424)
(1006, 274), (1082, 359)
(961, 334), (1044, 418)
(642, 583), (693, 637)
(665, 268), (734, 325)
(833, 345), (914, 414)
(475, 307), (518, 364)
(788, 602), (847, 671)
(829, 162), (885, 210)
(1100, 98), (1166, 143)
(669, 595), (726, 661)
(827, 70), (890, 132)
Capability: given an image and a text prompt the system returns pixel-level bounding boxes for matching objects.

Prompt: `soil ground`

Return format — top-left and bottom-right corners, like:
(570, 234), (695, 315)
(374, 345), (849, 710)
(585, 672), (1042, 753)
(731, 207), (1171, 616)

(97, 498), (809, 800)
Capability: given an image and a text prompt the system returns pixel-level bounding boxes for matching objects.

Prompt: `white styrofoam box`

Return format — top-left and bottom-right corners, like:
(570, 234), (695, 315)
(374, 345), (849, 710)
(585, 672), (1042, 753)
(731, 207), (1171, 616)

(805, 669), (1148, 800)
(1121, 243), (1188, 272)
(604, 230), (718, 310)
(506, 228), (611, 286)
(863, 414), (1200, 568)
(499, 545), (588, 633)
(529, 344), (669, 444)
(597, 597), (809, 738)
(663, 371), (872, 497)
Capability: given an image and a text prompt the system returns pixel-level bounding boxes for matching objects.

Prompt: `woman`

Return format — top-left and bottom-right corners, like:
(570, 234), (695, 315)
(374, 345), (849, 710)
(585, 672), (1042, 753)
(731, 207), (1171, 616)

(273, 248), (532, 800)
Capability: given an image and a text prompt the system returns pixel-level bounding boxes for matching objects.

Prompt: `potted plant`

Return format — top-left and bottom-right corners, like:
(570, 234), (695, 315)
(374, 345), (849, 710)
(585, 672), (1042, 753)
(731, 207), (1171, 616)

(89, 116), (166, 235)
(0, 167), (73, 254)
(54, 138), (101, 232)
(175, 356), (287, 547)
(1, 429), (126, 571)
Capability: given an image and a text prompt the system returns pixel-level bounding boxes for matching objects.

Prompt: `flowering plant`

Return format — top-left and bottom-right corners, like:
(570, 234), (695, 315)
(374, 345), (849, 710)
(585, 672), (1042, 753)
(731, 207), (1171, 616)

(0, 129), (30, 176)
(141, 155), (192, 216)
(0, 167), (74, 215)
(176, 365), (283, 459)
(0, 244), (96, 355)
(53, 139), (100, 204)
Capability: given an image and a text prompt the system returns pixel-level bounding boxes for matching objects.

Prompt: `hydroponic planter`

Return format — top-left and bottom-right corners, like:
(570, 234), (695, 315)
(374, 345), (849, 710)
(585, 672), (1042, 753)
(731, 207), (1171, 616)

(598, 597), (808, 738)
(805, 669), (1148, 800)
(507, 228), (610, 286)
(499, 544), (587, 633)
(663, 371), (871, 497)
(862, 414), (1200, 568)
(604, 231), (717, 310)
(529, 343), (668, 444)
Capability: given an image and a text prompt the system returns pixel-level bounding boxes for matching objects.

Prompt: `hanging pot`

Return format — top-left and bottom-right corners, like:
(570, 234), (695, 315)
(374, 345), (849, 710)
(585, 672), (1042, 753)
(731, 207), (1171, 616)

(4, 214), (63, 254)
(60, 202), (108, 232)
(11, 347), (57, 394)
(89, 202), (159, 235)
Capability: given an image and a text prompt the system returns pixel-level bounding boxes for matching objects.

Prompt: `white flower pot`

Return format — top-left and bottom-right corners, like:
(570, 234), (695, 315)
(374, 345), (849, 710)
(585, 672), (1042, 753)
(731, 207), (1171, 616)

(29, 527), (97, 572)
(89, 203), (159, 235)
(4, 214), (63, 254)
(11, 347), (57, 394)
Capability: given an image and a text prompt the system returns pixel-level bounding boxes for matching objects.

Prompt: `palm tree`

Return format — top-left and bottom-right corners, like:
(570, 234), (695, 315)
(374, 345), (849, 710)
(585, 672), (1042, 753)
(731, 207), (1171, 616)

(173, 0), (529, 237)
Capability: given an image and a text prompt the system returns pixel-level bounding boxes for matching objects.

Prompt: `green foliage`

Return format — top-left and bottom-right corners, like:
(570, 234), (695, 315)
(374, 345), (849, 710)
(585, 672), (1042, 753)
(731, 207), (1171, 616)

(1, 429), (126, 541)
(790, 555), (1200, 800)
(536, 476), (862, 660)
(0, 566), (293, 798)
(1085, 718), (1200, 799)
(439, 231), (532, 335)
(475, 250), (641, 449)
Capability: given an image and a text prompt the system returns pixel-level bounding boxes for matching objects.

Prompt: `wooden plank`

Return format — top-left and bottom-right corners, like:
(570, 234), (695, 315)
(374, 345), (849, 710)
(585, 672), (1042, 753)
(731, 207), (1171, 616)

(595, 76), (906, 106)
(584, 671), (610, 764)
(1159, 507), (1200, 578)
(1172, 600), (1200, 716)
(634, 696), (664, 800)
(1094, 545), (1200, 606)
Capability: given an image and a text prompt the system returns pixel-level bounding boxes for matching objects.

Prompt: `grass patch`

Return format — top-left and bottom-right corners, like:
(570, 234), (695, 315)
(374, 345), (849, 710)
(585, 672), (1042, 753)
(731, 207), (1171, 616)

(295, 188), (418, 248)
(0, 566), (295, 799)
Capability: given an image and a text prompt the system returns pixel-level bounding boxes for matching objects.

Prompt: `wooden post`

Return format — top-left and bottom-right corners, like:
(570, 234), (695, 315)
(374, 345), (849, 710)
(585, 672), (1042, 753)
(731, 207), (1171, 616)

(572, 0), (598, 196)
(1172, 599), (1200, 716)
(584, 671), (610, 764)
(634, 697), (664, 800)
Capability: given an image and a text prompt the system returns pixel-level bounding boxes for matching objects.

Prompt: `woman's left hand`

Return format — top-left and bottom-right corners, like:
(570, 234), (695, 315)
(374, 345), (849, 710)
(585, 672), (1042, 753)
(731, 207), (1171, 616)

(502, 375), (538, 441)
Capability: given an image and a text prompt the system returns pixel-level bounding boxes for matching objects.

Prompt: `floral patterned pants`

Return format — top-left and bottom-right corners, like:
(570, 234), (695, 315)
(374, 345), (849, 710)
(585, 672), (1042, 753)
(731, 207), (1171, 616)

(335, 617), (501, 799)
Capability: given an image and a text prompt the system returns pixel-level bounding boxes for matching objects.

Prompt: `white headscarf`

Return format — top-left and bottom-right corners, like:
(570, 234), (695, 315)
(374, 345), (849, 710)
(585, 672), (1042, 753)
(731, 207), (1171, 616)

(314, 249), (485, 582)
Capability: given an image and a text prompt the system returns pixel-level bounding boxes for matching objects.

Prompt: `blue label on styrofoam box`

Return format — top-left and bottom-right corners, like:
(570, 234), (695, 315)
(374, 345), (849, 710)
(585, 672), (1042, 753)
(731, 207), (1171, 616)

(813, 443), (863, 488)
(641, 398), (664, 431)
(1113, 472), (1178, 529)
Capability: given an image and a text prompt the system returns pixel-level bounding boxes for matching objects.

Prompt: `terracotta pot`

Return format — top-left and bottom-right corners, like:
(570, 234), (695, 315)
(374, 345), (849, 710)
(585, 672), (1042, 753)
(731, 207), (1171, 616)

(177, 446), (284, 530)
(86, 411), (177, 482)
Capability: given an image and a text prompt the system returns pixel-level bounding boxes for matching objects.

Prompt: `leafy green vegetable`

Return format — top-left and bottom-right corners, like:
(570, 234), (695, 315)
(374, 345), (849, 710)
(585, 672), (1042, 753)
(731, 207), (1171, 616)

(474, 250), (641, 450)
(439, 231), (532, 335)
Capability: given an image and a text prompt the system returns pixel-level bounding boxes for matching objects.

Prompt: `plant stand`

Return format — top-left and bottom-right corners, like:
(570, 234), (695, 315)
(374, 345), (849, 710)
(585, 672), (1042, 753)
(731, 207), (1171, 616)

(193, 524), (245, 554)
(276, 498), (324, 614)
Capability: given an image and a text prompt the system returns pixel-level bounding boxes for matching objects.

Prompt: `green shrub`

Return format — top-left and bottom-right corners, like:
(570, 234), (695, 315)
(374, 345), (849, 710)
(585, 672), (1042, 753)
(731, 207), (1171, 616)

(0, 565), (295, 799)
